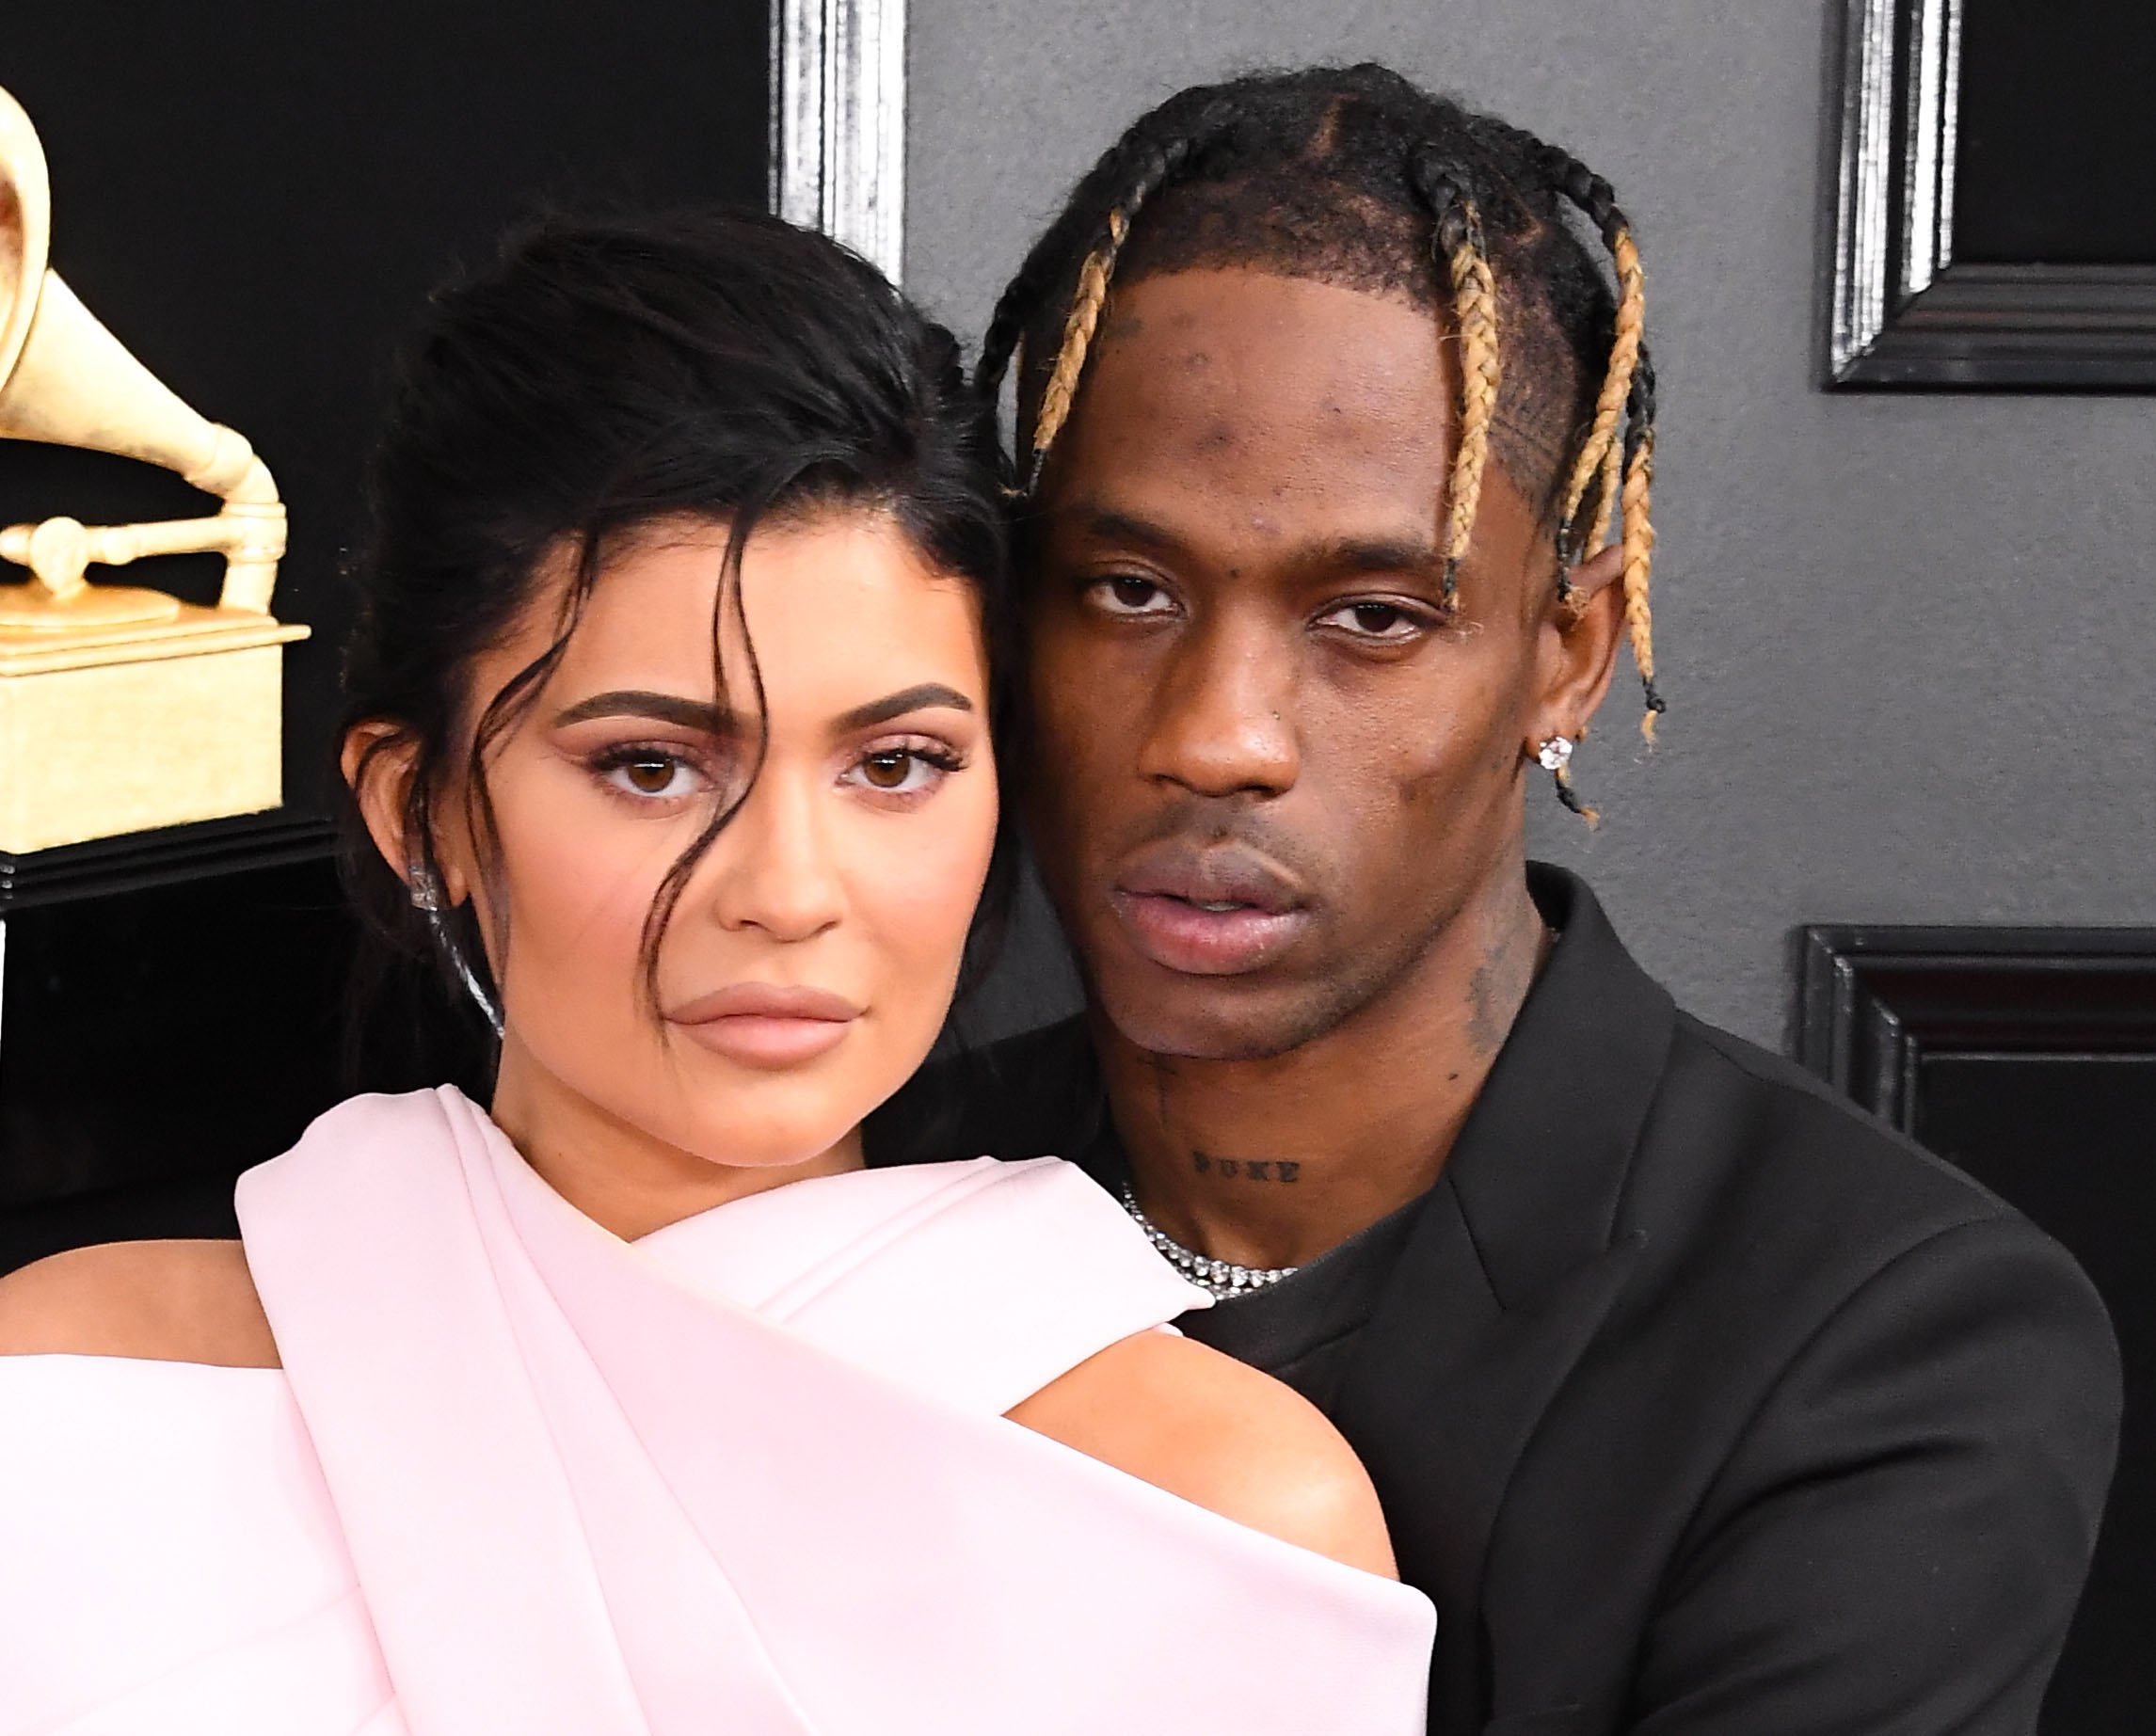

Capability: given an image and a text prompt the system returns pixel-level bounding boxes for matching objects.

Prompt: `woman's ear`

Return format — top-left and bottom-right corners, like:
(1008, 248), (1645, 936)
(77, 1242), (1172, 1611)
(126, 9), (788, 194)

(342, 723), (441, 900)
(1530, 540), (1627, 745)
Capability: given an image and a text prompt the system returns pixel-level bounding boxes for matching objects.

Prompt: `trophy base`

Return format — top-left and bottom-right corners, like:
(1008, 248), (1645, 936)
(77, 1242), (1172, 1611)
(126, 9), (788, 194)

(0, 602), (311, 854)
(0, 581), (184, 630)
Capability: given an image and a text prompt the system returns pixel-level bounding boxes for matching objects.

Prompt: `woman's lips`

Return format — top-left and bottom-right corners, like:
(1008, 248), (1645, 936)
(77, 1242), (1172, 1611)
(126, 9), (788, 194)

(665, 983), (861, 1069)
(1109, 889), (1312, 976)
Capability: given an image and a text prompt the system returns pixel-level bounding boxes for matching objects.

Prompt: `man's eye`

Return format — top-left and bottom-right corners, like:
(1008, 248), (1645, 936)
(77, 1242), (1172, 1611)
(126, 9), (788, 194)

(1318, 600), (1424, 641)
(1090, 575), (1175, 615)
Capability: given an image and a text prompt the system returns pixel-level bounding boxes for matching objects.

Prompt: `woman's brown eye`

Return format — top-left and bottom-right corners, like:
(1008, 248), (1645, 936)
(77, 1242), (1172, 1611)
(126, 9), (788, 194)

(861, 752), (911, 789)
(623, 758), (677, 794)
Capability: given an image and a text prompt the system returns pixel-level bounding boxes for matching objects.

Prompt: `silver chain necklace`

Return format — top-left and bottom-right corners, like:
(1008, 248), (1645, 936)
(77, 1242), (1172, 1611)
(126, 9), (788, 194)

(1119, 1182), (1301, 1301)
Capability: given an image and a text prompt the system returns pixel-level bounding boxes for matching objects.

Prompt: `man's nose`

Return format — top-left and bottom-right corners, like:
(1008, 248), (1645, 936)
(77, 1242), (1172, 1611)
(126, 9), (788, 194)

(702, 770), (846, 943)
(1134, 615), (1300, 799)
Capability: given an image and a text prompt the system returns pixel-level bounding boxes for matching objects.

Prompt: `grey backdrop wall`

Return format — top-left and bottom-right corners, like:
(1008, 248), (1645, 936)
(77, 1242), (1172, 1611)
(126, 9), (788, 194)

(905, 0), (2156, 1052)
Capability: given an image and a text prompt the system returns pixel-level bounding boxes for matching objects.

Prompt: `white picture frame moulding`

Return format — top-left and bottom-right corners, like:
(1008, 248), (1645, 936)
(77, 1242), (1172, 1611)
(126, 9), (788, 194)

(1827, 0), (2156, 389)
(771, 0), (906, 282)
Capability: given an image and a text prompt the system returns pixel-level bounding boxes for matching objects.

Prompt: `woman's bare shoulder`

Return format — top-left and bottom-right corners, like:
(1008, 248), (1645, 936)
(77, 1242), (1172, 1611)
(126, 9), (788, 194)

(1007, 1327), (1398, 1578)
(0, 1239), (278, 1367)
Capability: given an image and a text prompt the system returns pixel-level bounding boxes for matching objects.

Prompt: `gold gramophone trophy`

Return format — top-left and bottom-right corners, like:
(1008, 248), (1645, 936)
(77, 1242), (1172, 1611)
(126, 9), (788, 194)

(0, 84), (307, 854)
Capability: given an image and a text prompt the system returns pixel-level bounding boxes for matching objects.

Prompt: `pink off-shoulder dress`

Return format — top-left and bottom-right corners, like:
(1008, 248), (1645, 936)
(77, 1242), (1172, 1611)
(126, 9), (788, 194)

(0, 1087), (1434, 1734)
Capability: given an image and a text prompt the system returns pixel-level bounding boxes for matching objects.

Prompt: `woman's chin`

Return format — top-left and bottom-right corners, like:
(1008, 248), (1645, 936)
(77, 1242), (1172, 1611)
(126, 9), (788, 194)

(660, 1043), (920, 1173)
(664, 1092), (867, 1176)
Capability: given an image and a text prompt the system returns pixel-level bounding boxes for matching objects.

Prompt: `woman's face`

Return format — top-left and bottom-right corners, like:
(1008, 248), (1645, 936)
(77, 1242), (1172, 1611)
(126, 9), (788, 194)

(421, 511), (997, 1180)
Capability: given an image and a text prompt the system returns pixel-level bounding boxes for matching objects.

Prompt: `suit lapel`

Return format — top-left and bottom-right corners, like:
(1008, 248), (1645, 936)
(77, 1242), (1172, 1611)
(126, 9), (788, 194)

(1330, 868), (1675, 1731)
(1334, 1183), (1642, 1731)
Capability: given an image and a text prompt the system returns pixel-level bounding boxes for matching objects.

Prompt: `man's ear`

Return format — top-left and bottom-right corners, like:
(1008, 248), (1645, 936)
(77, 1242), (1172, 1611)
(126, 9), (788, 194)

(341, 722), (456, 901)
(1529, 539), (1626, 746)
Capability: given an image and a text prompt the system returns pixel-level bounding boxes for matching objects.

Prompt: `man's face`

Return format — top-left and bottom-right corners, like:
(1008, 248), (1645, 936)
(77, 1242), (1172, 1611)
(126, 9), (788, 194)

(1025, 267), (1558, 1060)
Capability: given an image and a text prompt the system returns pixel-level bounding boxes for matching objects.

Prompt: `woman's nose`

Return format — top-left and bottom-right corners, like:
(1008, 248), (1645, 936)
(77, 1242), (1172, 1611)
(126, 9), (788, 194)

(701, 769), (846, 942)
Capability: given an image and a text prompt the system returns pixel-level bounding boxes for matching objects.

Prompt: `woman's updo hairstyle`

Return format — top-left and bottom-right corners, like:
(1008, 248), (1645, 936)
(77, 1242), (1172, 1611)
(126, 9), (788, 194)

(341, 207), (1013, 1056)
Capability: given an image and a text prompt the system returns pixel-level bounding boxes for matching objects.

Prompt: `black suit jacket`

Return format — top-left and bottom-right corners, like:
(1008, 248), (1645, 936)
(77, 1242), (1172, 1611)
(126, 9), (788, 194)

(869, 868), (2120, 1735)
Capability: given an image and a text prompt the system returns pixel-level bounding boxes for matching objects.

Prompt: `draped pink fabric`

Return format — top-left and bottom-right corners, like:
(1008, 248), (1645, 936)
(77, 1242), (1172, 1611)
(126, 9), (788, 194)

(0, 1088), (1434, 1734)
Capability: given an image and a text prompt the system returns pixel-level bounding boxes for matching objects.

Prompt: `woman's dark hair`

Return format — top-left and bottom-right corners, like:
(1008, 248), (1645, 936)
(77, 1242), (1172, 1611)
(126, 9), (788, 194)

(340, 207), (1014, 1062)
(982, 62), (1665, 741)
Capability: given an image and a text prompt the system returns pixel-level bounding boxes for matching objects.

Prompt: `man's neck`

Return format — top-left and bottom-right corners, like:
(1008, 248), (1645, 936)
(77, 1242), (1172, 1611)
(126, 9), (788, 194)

(1094, 868), (1550, 1271)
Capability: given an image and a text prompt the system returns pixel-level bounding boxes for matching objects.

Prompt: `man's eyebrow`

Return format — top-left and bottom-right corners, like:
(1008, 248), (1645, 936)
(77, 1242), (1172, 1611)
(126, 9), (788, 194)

(836, 683), (976, 733)
(1064, 504), (1189, 559)
(1065, 502), (1440, 575)
(551, 691), (736, 733)
(1309, 535), (1445, 577)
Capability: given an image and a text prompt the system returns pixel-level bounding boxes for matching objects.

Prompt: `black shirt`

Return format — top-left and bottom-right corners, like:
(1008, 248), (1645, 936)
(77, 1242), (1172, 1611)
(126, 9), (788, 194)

(1174, 1196), (1424, 1413)
(868, 864), (2118, 1735)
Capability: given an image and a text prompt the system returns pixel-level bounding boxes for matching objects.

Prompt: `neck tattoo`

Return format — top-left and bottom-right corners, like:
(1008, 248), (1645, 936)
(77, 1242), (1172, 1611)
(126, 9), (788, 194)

(1120, 1182), (1301, 1301)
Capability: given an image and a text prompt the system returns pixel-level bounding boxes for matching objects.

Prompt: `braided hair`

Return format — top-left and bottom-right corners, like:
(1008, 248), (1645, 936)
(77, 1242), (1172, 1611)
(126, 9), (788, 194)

(982, 64), (1666, 739)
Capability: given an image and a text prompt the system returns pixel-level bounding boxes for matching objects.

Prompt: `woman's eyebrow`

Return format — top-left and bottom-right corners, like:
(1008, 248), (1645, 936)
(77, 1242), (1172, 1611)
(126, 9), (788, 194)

(836, 683), (975, 732)
(552, 691), (735, 733)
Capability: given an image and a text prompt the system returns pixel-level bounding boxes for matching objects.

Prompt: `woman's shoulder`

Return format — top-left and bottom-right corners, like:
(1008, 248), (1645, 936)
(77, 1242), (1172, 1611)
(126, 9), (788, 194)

(1008, 1327), (1398, 1579)
(0, 1237), (279, 1367)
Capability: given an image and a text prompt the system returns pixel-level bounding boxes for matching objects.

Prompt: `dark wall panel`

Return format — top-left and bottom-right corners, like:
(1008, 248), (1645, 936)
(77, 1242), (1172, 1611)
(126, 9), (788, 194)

(1918, 1055), (2156, 1735)
(1799, 927), (2156, 1733)
(2, 1), (770, 809)
(1956, 1), (2156, 264)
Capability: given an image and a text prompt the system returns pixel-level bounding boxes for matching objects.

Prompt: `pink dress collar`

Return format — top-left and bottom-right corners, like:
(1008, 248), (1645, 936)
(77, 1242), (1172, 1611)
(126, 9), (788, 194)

(2, 1087), (1434, 1735)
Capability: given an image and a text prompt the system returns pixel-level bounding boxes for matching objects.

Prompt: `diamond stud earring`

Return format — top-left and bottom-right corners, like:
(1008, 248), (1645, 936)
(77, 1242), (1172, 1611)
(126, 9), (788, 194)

(1532, 735), (1599, 825)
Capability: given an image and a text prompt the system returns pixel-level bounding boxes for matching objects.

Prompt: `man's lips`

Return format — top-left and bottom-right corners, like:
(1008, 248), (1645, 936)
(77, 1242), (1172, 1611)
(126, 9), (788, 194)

(664, 982), (861, 1068)
(1110, 841), (1311, 977)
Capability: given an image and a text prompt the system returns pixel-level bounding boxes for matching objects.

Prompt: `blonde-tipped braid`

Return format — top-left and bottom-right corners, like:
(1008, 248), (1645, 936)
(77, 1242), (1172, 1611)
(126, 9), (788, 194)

(1553, 226), (1646, 603)
(1553, 762), (1601, 828)
(1026, 208), (1129, 491)
(1583, 230), (1646, 554)
(1440, 199), (1502, 611)
(1621, 423), (1661, 741)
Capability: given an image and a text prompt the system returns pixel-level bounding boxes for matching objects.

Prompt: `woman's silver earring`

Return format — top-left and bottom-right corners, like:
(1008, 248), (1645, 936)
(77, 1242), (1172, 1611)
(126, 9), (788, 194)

(1533, 736), (1600, 827)
(407, 864), (505, 1038)
(445, 948), (507, 1041)
(407, 865), (445, 912)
